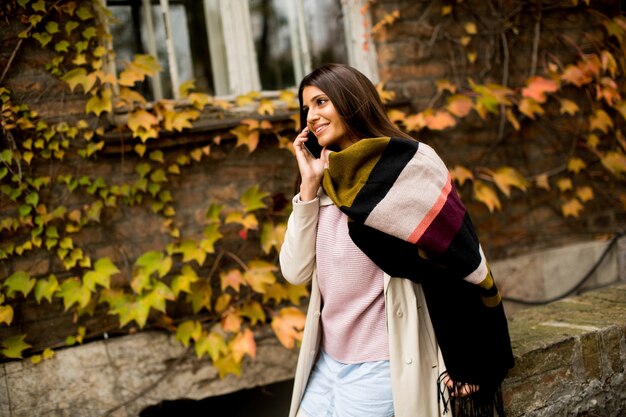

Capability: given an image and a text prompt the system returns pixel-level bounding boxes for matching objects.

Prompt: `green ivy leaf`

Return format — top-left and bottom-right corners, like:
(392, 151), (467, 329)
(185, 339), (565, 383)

(4, 271), (36, 298)
(34, 274), (59, 303)
(32, 31), (52, 47)
(65, 21), (79, 35)
(82, 26), (96, 40)
(150, 168), (167, 183)
(206, 203), (223, 223)
(1, 334), (31, 359)
(55, 278), (91, 310)
(45, 21), (59, 34)
(83, 258), (119, 291)
(175, 320), (202, 347)
(240, 185), (268, 212)
(187, 280), (212, 313)
(17, 0), (29, 9)
(176, 240), (206, 266)
(136, 162), (151, 178)
(201, 223), (223, 254)
(171, 265), (199, 297)
(135, 251), (172, 278)
(32, 0), (45, 12)
(142, 281), (175, 313)
(76, 6), (94, 20)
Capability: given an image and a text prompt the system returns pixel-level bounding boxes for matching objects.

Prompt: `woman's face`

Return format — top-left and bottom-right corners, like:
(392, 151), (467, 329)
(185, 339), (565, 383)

(302, 85), (353, 151)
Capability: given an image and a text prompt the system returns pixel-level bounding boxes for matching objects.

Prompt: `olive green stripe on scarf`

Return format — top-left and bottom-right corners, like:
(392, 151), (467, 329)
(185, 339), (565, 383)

(322, 137), (390, 209)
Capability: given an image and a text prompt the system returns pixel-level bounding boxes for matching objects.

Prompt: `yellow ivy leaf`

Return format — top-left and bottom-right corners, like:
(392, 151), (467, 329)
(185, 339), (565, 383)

(243, 260), (277, 294)
(387, 109), (406, 124)
(118, 87), (147, 106)
(240, 301), (266, 326)
(559, 98), (579, 115)
(202, 223), (223, 253)
(376, 83), (396, 103)
(188, 280), (213, 313)
(31, 354), (42, 365)
(441, 5), (452, 16)
(271, 307), (306, 349)
(175, 320), (203, 347)
(285, 283), (309, 306)
(195, 331), (227, 361)
(214, 353), (242, 378)
(576, 186), (594, 202)
(492, 167), (529, 197)
(85, 89), (113, 116)
(225, 211), (258, 231)
(589, 109), (613, 133)
(0, 305), (14, 325)
(567, 157), (586, 174)
(556, 177), (573, 192)
(230, 328), (256, 362)
(214, 293), (231, 314)
(535, 174), (550, 191)
(171, 265), (199, 297)
(472, 181), (501, 212)
(436, 79), (457, 94)
(586, 133), (600, 149)
(518, 98), (545, 119)
(230, 125), (259, 153)
(506, 108), (520, 131)
(562, 198), (584, 218)
(42, 347), (54, 360)
(260, 221), (286, 255)
(262, 282), (288, 305)
(450, 165), (474, 186)
(257, 98), (275, 116)
(464, 22), (477, 35)
(83, 257), (119, 291)
(601, 151), (626, 176)
(127, 109), (159, 142)
(460, 36), (471, 46)
(240, 184), (269, 212)
(188, 92), (212, 110)
(467, 51), (478, 64)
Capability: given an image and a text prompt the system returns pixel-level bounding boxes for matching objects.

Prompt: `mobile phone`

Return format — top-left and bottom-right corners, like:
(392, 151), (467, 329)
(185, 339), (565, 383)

(304, 130), (322, 158)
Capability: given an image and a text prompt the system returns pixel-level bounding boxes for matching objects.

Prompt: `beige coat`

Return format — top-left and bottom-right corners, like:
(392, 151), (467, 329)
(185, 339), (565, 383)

(280, 192), (447, 417)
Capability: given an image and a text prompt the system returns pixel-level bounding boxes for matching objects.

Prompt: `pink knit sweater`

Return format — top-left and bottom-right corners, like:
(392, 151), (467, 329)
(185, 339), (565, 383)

(315, 203), (389, 363)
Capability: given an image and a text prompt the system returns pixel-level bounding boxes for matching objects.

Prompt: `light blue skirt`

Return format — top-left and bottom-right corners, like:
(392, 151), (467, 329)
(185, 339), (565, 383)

(299, 350), (395, 417)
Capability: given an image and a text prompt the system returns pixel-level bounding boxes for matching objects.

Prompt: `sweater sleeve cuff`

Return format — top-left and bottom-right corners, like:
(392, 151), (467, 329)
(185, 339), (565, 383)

(292, 193), (320, 217)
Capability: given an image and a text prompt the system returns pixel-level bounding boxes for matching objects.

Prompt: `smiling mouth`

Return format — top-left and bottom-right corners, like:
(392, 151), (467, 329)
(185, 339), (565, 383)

(314, 124), (328, 134)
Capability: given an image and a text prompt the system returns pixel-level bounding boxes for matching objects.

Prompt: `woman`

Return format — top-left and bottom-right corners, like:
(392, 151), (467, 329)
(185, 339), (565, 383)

(279, 64), (513, 417)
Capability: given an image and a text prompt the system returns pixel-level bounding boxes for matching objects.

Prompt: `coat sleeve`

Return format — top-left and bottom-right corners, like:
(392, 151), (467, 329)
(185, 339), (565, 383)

(279, 194), (320, 285)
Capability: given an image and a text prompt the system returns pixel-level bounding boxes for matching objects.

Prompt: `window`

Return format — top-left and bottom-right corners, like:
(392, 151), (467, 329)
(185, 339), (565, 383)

(106, 0), (378, 99)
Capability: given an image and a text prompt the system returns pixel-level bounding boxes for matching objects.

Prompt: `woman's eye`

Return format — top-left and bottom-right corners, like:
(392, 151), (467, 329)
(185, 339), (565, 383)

(317, 98), (327, 105)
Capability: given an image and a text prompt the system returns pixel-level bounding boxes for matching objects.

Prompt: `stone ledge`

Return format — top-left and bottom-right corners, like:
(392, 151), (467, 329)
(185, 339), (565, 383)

(504, 282), (626, 417)
(0, 329), (298, 417)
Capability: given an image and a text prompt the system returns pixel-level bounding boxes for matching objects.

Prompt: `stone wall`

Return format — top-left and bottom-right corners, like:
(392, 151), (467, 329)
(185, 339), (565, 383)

(2, 281), (623, 417)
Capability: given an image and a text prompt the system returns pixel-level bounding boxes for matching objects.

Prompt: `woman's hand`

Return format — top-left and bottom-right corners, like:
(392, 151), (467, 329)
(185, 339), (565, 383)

(443, 374), (479, 397)
(293, 128), (326, 201)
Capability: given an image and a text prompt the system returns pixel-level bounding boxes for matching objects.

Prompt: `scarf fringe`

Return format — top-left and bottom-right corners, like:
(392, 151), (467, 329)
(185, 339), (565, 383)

(437, 372), (506, 417)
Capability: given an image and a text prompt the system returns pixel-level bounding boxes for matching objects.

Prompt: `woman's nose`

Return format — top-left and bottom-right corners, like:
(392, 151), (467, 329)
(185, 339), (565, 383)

(306, 110), (319, 125)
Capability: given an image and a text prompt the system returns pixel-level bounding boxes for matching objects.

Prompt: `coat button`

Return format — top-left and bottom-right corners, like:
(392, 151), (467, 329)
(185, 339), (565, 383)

(310, 350), (316, 356)
(406, 357), (413, 364)
(314, 311), (321, 318)
(396, 309), (403, 317)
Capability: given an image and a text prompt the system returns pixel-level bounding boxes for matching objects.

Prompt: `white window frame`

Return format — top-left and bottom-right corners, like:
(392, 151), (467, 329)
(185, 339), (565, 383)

(107, 0), (379, 99)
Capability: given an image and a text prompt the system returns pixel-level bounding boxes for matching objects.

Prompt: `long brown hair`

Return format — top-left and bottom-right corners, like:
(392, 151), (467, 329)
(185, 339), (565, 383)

(297, 63), (413, 146)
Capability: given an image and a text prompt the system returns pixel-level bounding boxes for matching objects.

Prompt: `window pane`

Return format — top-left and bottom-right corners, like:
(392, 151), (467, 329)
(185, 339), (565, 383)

(250, 0), (347, 90)
(108, 1), (215, 99)
(249, 0), (296, 91)
(303, 0), (348, 69)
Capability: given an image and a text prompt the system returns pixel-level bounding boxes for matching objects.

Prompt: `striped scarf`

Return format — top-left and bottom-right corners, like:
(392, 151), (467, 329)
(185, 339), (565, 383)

(321, 137), (514, 417)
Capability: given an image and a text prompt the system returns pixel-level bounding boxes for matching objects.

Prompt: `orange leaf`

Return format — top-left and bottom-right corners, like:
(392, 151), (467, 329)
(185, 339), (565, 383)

(436, 79), (457, 94)
(601, 50), (617, 77)
(221, 308), (242, 333)
(446, 95), (473, 118)
(257, 99), (275, 116)
(535, 174), (550, 191)
(450, 165), (474, 186)
(576, 186), (594, 202)
(522, 76), (559, 103)
(220, 269), (245, 292)
(387, 109), (406, 124)
(556, 178), (573, 192)
(561, 64), (591, 87)
(425, 110), (456, 130)
(472, 181), (501, 212)
(506, 108), (520, 131)
(271, 307), (306, 349)
(230, 328), (257, 362)
(562, 198), (583, 218)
